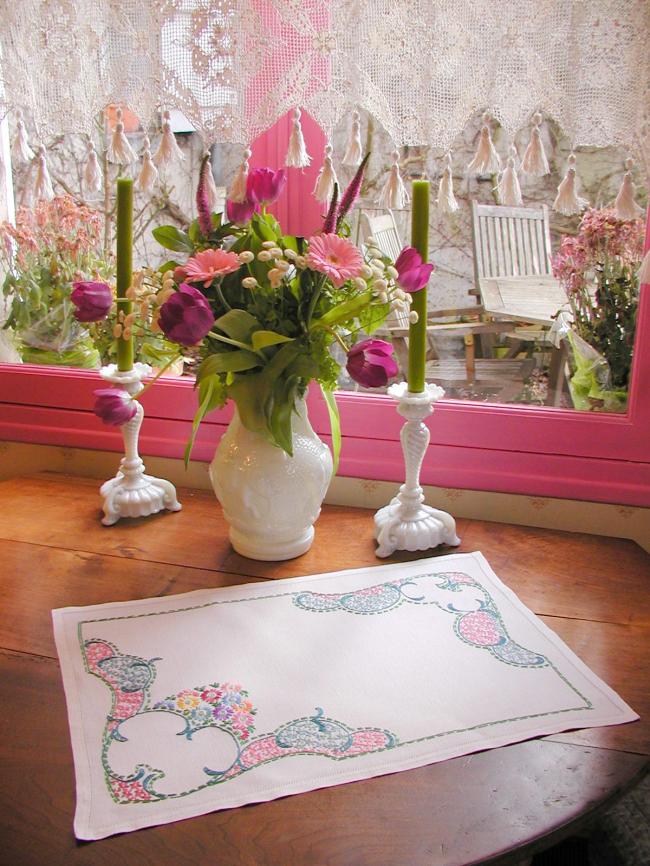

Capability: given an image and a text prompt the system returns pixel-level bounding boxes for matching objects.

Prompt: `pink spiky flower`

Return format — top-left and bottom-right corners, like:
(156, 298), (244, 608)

(196, 154), (213, 238)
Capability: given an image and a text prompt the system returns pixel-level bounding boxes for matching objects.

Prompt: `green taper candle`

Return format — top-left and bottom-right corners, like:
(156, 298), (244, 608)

(407, 178), (430, 392)
(116, 177), (134, 372)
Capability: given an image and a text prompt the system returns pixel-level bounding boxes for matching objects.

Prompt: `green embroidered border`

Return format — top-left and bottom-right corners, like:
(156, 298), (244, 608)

(75, 569), (595, 805)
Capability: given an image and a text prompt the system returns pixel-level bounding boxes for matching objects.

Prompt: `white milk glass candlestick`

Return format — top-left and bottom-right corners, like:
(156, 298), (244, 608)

(374, 382), (460, 557)
(99, 363), (181, 525)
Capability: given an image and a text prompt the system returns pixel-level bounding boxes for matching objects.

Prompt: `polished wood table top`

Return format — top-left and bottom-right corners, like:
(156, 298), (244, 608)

(0, 473), (648, 866)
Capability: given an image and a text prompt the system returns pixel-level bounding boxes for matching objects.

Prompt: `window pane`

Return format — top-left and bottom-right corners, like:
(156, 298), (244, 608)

(336, 113), (646, 414)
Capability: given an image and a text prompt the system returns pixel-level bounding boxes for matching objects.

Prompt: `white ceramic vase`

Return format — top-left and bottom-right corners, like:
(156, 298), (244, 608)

(209, 397), (333, 561)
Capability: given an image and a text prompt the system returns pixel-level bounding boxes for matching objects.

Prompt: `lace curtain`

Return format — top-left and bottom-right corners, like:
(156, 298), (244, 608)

(1, 0), (648, 175)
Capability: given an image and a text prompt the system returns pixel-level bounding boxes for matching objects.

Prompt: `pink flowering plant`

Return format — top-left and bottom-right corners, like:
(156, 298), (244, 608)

(0, 196), (112, 367)
(151, 154), (413, 465)
(552, 207), (645, 408)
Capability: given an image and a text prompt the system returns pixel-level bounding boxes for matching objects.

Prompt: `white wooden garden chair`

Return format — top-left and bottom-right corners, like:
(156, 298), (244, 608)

(470, 202), (570, 403)
(470, 202), (568, 327)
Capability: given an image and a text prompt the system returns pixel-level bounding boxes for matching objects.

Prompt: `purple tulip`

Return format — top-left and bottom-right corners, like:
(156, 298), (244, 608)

(246, 167), (287, 206)
(226, 197), (258, 224)
(394, 246), (434, 293)
(158, 282), (215, 346)
(71, 281), (113, 322)
(346, 339), (398, 388)
(93, 389), (137, 426)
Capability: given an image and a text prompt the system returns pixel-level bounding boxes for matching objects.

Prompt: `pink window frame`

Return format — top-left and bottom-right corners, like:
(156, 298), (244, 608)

(1, 113), (649, 507)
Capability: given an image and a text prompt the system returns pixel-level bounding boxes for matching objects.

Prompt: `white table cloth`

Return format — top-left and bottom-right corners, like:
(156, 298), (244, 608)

(53, 551), (637, 840)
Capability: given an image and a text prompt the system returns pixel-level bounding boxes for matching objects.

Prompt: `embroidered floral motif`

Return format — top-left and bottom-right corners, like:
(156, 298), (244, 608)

(153, 682), (256, 742)
(293, 571), (548, 668)
(83, 640), (398, 805)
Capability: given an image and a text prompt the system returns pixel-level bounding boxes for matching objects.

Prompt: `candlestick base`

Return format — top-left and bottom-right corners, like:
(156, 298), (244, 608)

(374, 382), (460, 558)
(99, 364), (182, 526)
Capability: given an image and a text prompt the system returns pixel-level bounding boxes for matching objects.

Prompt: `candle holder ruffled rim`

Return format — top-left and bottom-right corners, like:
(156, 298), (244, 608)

(99, 363), (182, 525)
(374, 381), (460, 557)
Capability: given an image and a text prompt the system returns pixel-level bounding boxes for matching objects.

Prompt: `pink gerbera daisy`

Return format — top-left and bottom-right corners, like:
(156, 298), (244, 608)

(305, 233), (364, 288)
(184, 248), (240, 288)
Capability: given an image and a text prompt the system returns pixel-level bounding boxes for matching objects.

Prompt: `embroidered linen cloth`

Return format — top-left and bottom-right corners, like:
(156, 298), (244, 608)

(53, 551), (637, 840)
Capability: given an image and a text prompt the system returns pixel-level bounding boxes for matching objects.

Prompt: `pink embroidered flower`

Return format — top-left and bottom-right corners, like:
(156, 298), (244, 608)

(305, 234), (364, 287)
(201, 687), (223, 704)
(185, 248), (241, 287)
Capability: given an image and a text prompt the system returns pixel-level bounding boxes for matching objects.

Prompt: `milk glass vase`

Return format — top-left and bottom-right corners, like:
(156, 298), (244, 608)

(209, 397), (333, 561)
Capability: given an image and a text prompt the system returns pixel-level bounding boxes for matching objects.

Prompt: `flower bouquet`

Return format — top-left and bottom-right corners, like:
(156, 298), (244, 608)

(147, 154), (426, 468)
(553, 207), (645, 412)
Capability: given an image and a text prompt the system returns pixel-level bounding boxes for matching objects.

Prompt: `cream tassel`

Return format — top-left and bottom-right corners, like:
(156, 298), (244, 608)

(377, 149), (409, 209)
(467, 113), (501, 174)
(436, 153), (459, 214)
(228, 147), (251, 202)
(638, 249), (650, 284)
(153, 110), (185, 167)
(553, 153), (588, 216)
(83, 141), (103, 193)
(521, 112), (550, 176)
(285, 108), (311, 168)
(12, 111), (34, 163)
(497, 146), (523, 206)
(614, 158), (644, 221)
(136, 136), (158, 192)
(34, 146), (54, 201)
(203, 150), (220, 211)
(342, 110), (362, 167)
(313, 143), (338, 203)
(107, 107), (136, 165)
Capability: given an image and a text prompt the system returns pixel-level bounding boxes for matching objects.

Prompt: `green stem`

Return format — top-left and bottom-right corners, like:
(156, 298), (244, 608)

(208, 331), (266, 359)
(305, 273), (329, 329)
(135, 352), (183, 399)
(324, 326), (349, 353)
(215, 280), (232, 311)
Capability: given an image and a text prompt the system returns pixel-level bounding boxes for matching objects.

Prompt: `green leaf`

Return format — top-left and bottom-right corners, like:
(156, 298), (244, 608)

(184, 374), (226, 466)
(212, 212), (223, 229)
(315, 290), (372, 328)
(252, 212), (279, 242)
(251, 330), (295, 351)
(319, 385), (340, 475)
(152, 225), (194, 253)
(214, 309), (260, 342)
(228, 373), (271, 437)
(187, 219), (201, 244)
(198, 350), (260, 377)
(263, 341), (303, 380)
(269, 376), (299, 456)
(286, 354), (319, 379)
(281, 235), (299, 254)
(157, 259), (180, 275)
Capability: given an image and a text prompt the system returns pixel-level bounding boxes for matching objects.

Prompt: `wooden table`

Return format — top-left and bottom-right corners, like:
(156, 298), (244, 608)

(1, 473), (648, 866)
